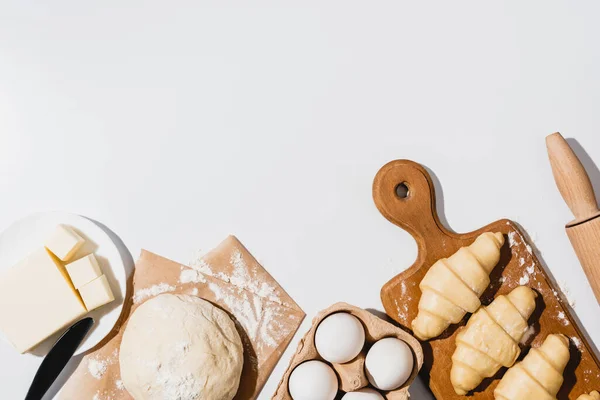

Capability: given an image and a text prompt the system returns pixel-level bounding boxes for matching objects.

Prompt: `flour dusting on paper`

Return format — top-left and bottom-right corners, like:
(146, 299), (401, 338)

(133, 283), (176, 303)
(88, 349), (120, 381)
(208, 281), (288, 357)
(179, 267), (207, 284)
(189, 254), (230, 281)
(190, 248), (285, 306)
(88, 358), (108, 380)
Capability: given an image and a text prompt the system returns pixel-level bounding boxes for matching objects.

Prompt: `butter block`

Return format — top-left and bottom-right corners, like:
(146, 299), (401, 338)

(79, 275), (114, 311)
(45, 225), (85, 262)
(0, 248), (87, 353)
(66, 254), (102, 289)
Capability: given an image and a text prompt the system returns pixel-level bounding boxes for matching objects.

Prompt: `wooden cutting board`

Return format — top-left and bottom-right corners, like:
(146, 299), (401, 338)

(373, 159), (600, 399)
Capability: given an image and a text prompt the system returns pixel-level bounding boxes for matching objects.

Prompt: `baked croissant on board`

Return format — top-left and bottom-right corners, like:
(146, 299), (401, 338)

(578, 391), (600, 400)
(451, 286), (537, 395)
(412, 231), (505, 341)
(494, 334), (571, 400)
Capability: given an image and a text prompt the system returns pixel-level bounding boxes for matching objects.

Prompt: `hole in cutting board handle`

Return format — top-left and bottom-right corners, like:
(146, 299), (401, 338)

(395, 182), (410, 199)
(373, 160), (448, 245)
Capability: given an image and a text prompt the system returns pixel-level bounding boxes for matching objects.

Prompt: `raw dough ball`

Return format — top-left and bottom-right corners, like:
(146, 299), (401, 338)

(365, 338), (414, 391)
(315, 313), (365, 364)
(341, 388), (385, 400)
(119, 294), (244, 400)
(288, 360), (338, 400)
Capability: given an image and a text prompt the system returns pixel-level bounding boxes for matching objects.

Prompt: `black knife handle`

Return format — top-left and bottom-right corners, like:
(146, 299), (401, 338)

(25, 317), (94, 400)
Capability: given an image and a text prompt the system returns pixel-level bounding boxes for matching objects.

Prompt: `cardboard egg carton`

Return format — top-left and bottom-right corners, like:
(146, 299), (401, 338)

(272, 303), (424, 400)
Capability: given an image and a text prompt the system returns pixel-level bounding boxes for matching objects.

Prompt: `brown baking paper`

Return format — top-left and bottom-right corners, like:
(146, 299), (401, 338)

(58, 236), (305, 400)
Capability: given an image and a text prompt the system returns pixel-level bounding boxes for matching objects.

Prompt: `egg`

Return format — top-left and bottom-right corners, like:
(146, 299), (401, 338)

(365, 337), (414, 391)
(341, 388), (385, 400)
(288, 360), (338, 400)
(315, 312), (366, 363)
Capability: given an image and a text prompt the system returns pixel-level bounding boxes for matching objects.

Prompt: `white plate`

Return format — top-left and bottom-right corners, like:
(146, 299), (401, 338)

(0, 211), (127, 357)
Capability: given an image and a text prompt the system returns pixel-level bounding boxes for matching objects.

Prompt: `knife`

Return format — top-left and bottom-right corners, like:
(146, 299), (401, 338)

(546, 132), (600, 304)
(25, 317), (94, 400)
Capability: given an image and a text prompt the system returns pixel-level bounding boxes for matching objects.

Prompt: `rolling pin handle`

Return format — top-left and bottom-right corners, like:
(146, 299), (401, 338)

(546, 132), (600, 223)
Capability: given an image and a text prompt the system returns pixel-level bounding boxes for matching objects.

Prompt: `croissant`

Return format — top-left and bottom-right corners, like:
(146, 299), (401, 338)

(578, 392), (600, 400)
(494, 334), (571, 400)
(451, 286), (537, 395)
(412, 231), (505, 340)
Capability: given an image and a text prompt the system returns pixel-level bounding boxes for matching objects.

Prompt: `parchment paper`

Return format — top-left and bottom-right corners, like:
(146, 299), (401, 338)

(59, 236), (305, 400)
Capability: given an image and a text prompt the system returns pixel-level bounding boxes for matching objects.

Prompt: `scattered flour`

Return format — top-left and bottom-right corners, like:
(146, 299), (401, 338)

(508, 231), (518, 248)
(394, 299), (409, 325)
(526, 265), (535, 274)
(116, 380), (125, 390)
(179, 268), (207, 284)
(133, 283), (176, 303)
(571, 336), (583, 350)
(558, 281), (577, 308)
(93, 393), (101, 400)
(189, 256), (230, 282)
(190, 288), (198, 296)
(507, 229), (533, 255)
(190, 249), (284, 305)
(519, 274), (530, 285)
(208, 281), (286, 357)
(88, 358), (108, 380)
(518, 262), (537, 285)
(557, 311), (570, 326)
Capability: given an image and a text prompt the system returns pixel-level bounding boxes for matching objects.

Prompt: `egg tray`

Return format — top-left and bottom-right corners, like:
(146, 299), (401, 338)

(272, 303), (424, 400)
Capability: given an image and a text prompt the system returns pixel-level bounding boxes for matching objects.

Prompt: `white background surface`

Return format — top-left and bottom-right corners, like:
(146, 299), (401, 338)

(1, 1), (600, 398)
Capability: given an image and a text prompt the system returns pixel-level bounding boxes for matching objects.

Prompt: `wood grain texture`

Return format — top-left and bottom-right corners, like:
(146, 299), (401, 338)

(546, 132), (600, 224)
(272, 303), (424, 400)
(567, 219), (600, 305)
(373, 159), (600, 399)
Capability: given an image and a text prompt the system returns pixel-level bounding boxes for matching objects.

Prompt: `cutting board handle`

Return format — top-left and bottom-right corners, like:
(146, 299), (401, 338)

(373, 160), (450, 252)
(546, 132), (600, 224)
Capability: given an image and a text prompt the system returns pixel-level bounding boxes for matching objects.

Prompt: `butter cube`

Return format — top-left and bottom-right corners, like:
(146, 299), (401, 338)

(66, 254), (102, 289)
(79, 275), (114, 311)
(0, 249), (87, 353)
(45, 225), (85, 262)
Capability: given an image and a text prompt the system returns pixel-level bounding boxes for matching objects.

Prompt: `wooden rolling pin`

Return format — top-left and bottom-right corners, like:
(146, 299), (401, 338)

(546, 132), (600, 304)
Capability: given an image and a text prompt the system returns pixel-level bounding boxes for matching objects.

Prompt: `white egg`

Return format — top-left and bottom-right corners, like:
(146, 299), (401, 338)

(365, 337), (414, 391)
(341, 388), (385, 400)
(315, 313), (366, 364)
(288, 360), (338, 400)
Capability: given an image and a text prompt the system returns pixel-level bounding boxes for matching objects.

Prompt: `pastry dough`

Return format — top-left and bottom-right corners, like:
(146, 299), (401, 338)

(578, 392), (600, 400)
(494, 334), (570, 400)
(451, 286), (537, 395)
(412, 232), (505, 340)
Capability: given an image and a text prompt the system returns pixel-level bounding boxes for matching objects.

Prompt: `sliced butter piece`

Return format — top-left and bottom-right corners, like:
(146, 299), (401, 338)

(0, 248), (87, 353)
(45, 225), (85, 262)
(79, 275), (114, 311)
(66, 254), (102, 289)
